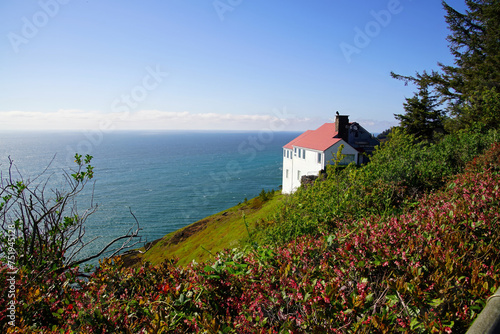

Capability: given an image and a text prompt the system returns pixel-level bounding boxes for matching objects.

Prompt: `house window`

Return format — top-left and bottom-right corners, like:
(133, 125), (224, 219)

(318, 152), (321, 164)
(302, 149), (306, 159)
(286, 169), (289, 178)
(294, 148), (297, 156)
(340, 154), (355, 165)
(297, 170), (301, 180)
(283, 150), (286, 158)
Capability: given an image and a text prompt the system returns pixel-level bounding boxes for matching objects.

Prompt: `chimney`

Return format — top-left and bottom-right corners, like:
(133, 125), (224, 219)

(335, 114), (349, 142)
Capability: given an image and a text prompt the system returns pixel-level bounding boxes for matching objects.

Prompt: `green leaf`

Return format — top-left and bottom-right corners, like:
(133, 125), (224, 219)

(430, 298), (444, 307)
(203, 265), (215, 273)
(410, 317), (420, 330)
(386, 294), (398, 307)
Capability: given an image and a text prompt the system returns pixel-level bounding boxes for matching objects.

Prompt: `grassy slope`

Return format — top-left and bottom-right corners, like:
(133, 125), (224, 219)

(122, 193), (283, 267)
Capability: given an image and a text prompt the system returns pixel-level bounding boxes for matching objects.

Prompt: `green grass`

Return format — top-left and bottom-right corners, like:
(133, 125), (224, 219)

(122, 191), (284, 267)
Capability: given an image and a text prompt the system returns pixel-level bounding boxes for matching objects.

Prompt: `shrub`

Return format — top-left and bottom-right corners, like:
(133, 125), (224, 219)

(0, 154), (142, 330)
(259, 188), (274, 202)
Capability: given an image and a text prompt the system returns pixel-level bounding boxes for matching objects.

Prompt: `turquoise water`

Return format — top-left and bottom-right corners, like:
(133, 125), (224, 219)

(0, 130), (299, 263)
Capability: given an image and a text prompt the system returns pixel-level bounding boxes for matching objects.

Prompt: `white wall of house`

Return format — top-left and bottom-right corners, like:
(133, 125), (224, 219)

(282, 148), (294, 194)
(282, 140), (358, 194)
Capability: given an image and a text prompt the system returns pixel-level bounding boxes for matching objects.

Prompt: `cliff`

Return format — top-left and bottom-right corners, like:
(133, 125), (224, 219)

(121, 192), (283, 267)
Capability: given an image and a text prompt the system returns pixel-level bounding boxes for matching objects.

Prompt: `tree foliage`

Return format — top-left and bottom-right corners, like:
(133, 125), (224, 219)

(440, 0), (500, 102)
(392, 0), (500, 131)
(394, 87), (446, 142)
(376, 128), (394, 141)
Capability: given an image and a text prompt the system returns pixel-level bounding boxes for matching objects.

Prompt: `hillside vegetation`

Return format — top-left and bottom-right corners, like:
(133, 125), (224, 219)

(122, 191), (283, 267)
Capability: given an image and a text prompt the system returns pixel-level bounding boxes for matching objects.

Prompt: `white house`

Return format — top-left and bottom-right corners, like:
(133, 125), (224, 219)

(282, 114), (379, 194)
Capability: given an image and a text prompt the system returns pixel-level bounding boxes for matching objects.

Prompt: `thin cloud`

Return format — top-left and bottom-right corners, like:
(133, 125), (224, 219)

(0, 109), (312, 131)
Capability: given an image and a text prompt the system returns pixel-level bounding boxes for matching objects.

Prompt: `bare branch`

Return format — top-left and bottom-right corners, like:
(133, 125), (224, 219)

(0, 154), (143, 279)
(66, 219), (142, 269)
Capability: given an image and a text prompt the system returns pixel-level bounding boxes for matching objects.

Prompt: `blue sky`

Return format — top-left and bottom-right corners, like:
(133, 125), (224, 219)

(0, 0), (467, 133)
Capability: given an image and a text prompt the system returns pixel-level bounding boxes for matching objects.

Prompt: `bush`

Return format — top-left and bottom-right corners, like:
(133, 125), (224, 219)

(0, 154), (142, 330)
(259, 189), (275, 202)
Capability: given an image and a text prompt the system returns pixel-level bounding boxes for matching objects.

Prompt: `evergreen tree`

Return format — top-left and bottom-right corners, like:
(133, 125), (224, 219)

(395, 88), (446, 142)
(377, 128), (393, 141)
(440, 0), (500, 128)
(392, 0), (500, 131)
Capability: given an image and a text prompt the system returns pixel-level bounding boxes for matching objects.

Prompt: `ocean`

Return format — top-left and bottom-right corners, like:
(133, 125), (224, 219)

(0, 130), (299, 264)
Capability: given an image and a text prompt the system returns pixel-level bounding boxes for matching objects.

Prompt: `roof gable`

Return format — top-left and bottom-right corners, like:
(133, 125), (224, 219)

(283, 123), (342, 151)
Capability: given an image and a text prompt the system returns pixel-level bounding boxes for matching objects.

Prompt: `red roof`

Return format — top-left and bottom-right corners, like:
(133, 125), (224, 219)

(283, 123), (342, 151)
